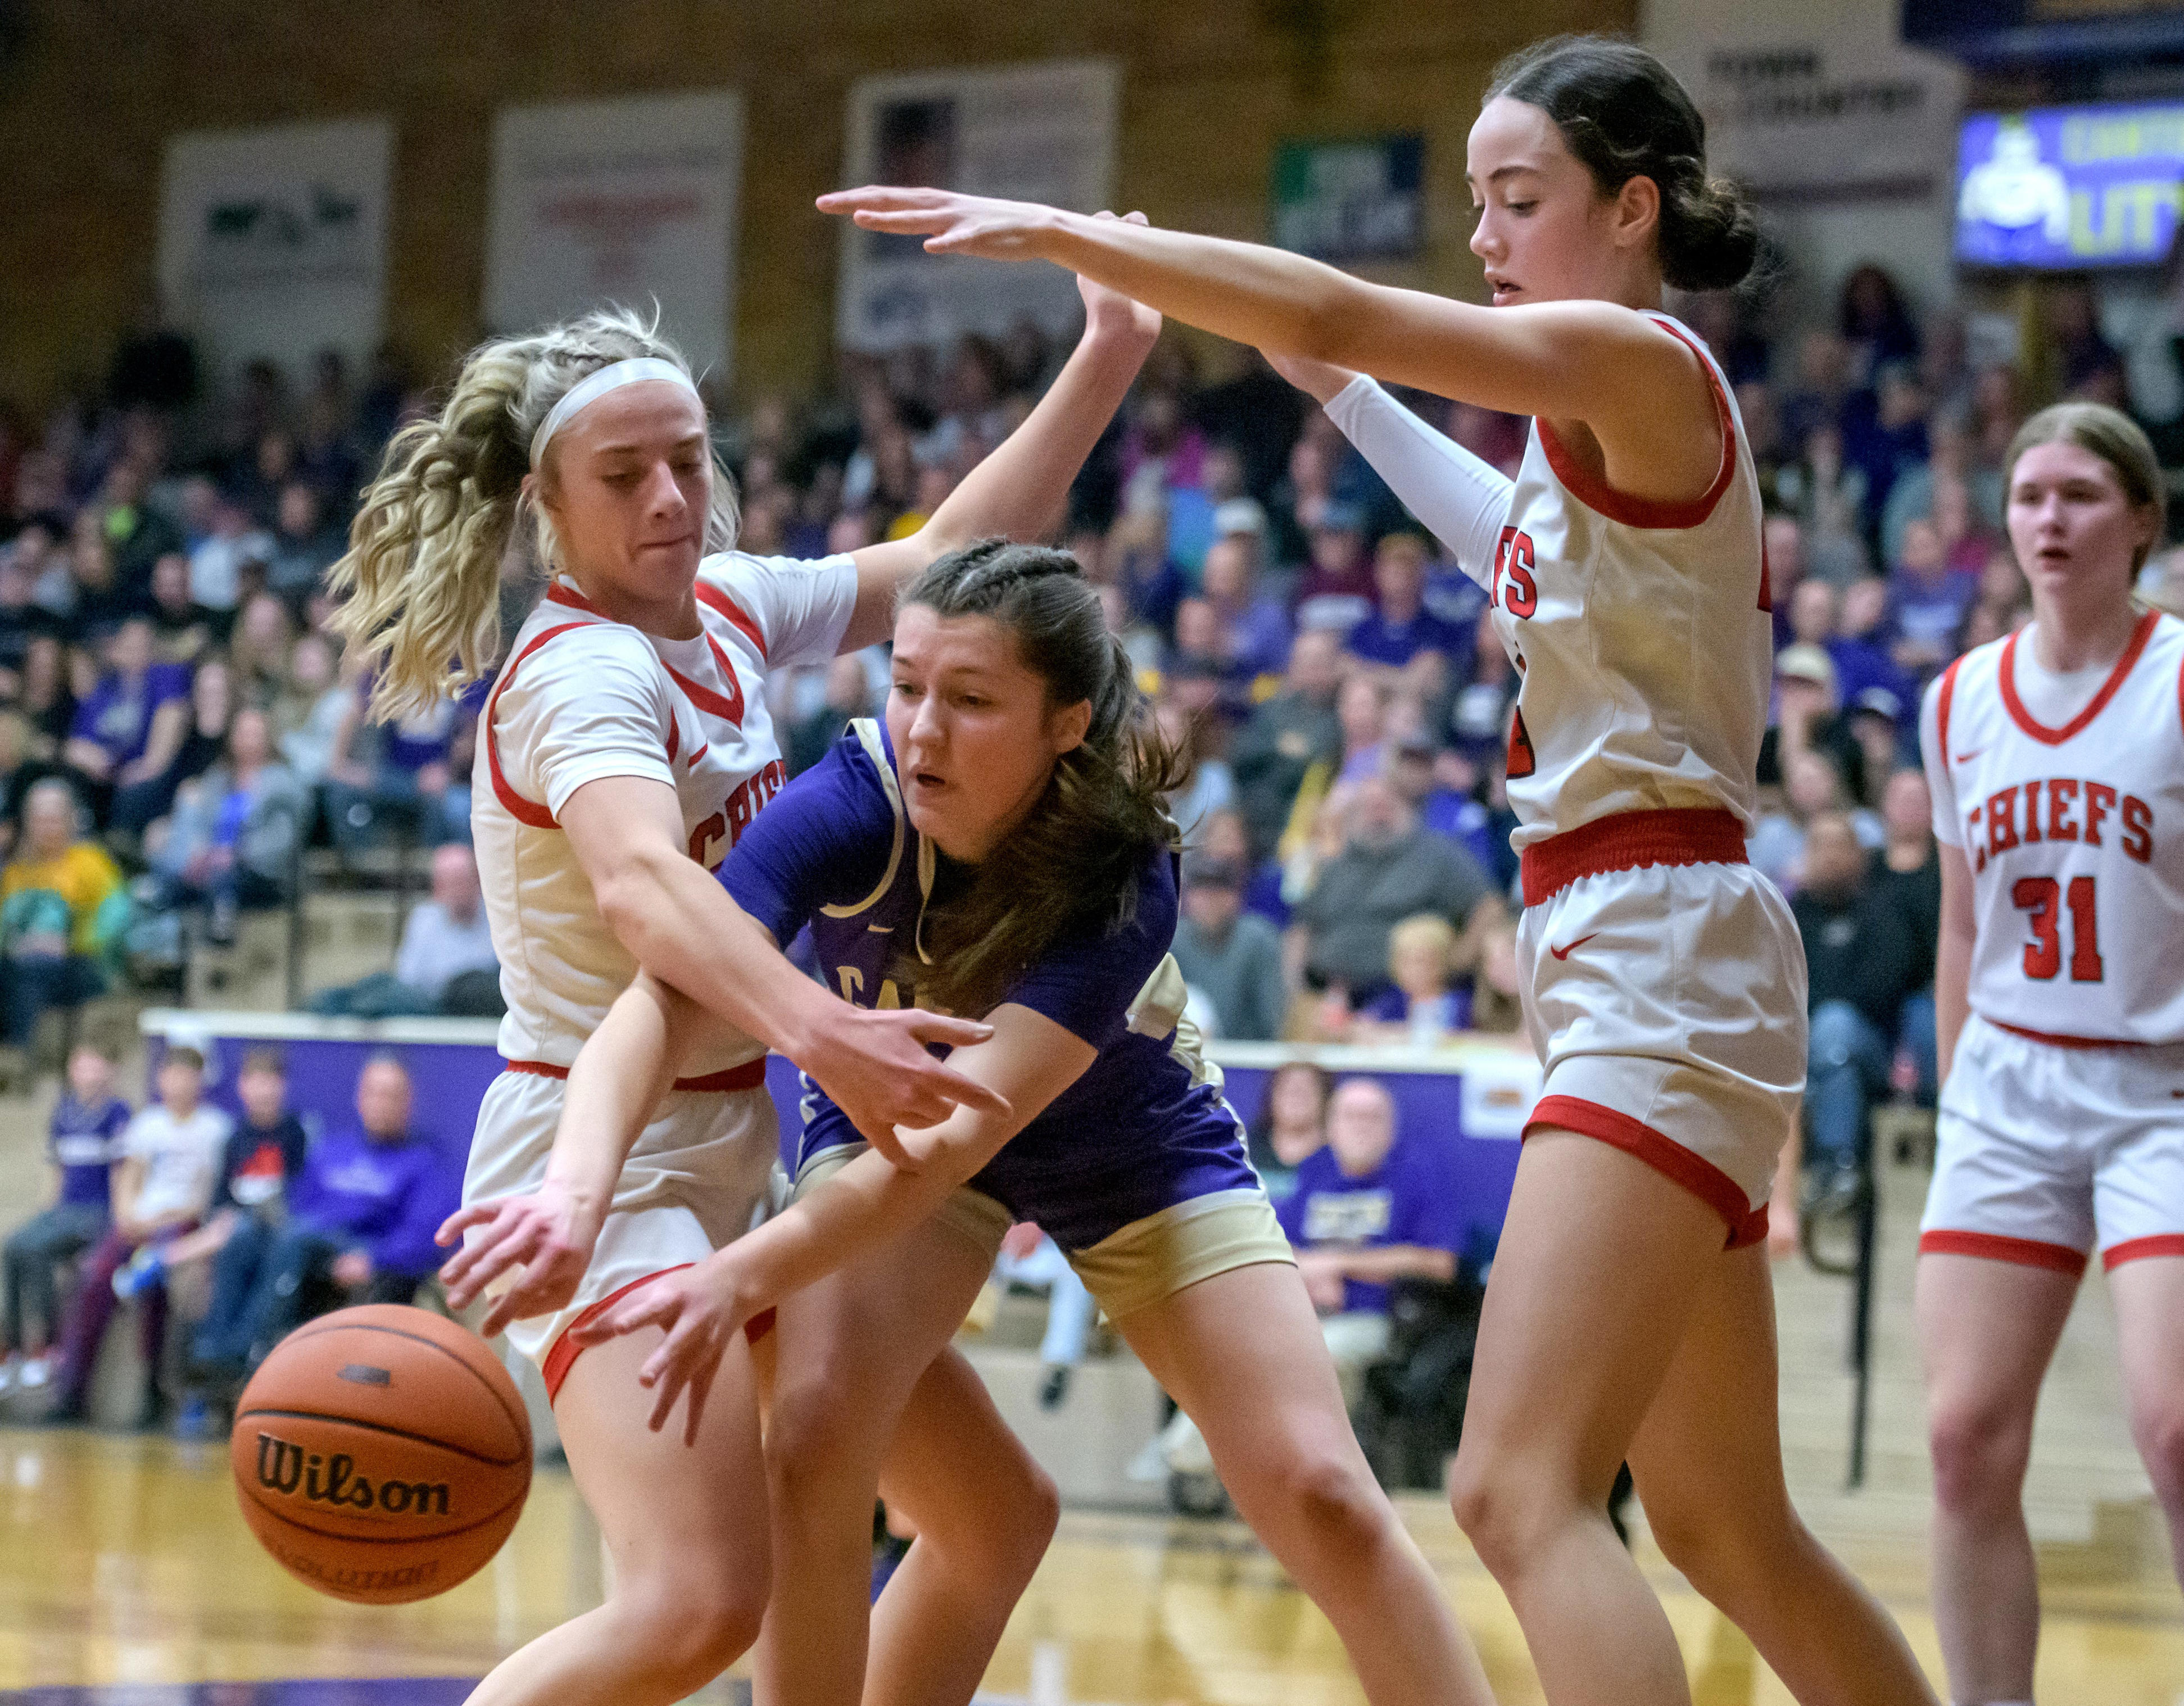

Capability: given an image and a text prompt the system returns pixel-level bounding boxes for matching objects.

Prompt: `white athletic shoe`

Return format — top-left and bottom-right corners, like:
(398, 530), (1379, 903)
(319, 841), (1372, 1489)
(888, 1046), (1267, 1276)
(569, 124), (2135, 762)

(17, 1356), (50, 1390)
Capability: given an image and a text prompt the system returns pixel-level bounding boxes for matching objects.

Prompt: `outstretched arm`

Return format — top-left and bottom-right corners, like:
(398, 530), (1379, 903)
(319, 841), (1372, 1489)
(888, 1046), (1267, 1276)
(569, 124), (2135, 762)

(570, 1001), (1098, 1440)
(838, 220), (1163, 648)
(820, 190), (1719, 507)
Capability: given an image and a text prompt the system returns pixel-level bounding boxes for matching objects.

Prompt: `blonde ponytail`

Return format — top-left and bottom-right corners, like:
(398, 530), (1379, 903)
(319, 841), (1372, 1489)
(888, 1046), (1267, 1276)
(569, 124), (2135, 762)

(329, 306), (740, 722)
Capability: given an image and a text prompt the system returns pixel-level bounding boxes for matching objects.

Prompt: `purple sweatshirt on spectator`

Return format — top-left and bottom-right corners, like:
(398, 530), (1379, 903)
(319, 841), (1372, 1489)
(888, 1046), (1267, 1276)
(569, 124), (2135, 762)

(70, 664), (190, 768)
(288, 1127), (447, 1278)
(1276, 1134), (1461, 1314)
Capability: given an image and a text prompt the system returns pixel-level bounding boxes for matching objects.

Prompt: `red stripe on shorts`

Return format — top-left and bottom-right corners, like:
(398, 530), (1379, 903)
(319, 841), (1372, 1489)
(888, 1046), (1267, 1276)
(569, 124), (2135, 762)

(1526, 1094), (1769, 1250)
(542, 1265), (694, 1404)
(1520, 807), (1747, 908)
(1917, 1229), (2088, 1276)
(2103, 1235), (2184, 1271)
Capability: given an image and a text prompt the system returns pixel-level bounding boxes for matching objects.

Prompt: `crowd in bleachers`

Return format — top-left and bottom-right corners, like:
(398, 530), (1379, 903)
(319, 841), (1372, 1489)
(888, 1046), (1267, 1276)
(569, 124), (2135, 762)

(7, 258), (2184, 1441)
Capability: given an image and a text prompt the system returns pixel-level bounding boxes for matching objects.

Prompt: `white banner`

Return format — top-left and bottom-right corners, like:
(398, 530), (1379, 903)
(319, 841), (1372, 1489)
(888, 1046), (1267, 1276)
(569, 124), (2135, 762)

(1671, 42), (1964, 202)
(837, 58), (1119, 352)
(156, 119), (393, 383)
(486, 91), (745, 381)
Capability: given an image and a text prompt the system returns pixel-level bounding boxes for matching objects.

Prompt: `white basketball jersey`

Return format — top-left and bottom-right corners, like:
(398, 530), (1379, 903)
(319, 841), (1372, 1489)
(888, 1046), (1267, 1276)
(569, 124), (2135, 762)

(1922, 609), (2184, 1045)
(472, 550), (858, 1072)
(1489, 313), (1773, 850)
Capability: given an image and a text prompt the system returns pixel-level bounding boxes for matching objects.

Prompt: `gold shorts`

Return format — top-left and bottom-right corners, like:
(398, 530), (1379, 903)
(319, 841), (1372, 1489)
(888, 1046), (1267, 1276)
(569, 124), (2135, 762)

(793, 1150), (1293, 1321)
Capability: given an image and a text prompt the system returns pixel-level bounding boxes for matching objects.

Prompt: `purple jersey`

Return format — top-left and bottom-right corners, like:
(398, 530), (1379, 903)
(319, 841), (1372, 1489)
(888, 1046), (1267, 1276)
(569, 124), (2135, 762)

(1276, 1133), (1461, 1314)
(721, 719), (1259, 1253)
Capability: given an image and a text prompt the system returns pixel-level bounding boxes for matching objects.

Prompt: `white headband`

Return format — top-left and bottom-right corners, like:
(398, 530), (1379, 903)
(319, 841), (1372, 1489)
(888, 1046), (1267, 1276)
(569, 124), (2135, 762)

(529, 357), (701, 468)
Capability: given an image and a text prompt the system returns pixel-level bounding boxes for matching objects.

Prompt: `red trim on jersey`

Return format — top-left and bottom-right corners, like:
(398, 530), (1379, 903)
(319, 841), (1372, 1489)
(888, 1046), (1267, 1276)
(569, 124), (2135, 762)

(663, 714), (679, 765)
(663, 633), (746, 727)
(1934, 654), (1965, 769)
(1985, 1019), (2154, 1050)
(484, 621), (595, 829)
(545, 581), (604, 616)
(1519, 807), (1747, 908)
(686, 742), (710, 768)
(1528, 1094), (1768, 1249)
(696, 580), (769, 660)
(1918, 1228), (2087, 1276)
(504, 1056), (768, 1093)
(1533, 318), (1737, 531)
(1997, 608), (2157, 746)
(2105, 1235), (2184, 1270)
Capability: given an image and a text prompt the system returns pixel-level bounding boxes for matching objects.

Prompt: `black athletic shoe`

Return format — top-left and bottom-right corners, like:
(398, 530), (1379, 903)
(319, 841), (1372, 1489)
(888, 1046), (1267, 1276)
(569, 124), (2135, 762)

(1039, 1365), (1071, 1410)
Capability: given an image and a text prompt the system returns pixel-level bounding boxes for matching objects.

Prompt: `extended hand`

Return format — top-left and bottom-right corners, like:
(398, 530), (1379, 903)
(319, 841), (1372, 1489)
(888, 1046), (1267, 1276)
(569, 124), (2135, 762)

(1079, 213), (1162, 346)
(818, 185), (1060, 261)
(801, 1004), (1011, 1165)
(437, 1179), (602, 1339)
(565, 1258), (753, 1445)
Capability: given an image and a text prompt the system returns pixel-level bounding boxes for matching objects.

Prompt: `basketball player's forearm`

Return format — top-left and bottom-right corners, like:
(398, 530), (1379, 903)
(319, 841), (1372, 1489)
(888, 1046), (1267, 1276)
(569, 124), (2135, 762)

(1935, 930), (1973, 1087)
(920, 313), (1157, 553)
(1323, 377), (1510, 591)
(551, 980), (686, 1220)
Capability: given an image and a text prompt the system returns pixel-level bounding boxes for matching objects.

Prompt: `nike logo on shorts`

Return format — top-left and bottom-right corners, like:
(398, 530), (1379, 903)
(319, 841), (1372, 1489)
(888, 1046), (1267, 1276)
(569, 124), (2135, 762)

(1549, 933), (1599, 961)
(1955, 748), (1982, 763)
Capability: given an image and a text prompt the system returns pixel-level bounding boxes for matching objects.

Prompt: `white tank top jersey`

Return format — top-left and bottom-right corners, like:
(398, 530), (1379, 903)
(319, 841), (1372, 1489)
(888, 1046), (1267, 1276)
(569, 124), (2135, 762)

(472, 550), (859, 1073)
(1489, 312), (1773, 851)
(1922, 607), (2184, 1045)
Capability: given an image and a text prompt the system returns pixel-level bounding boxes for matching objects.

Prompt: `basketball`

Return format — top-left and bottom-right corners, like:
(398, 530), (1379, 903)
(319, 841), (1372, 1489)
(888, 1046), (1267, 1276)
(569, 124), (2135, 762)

(229, 1304), (532, 1605)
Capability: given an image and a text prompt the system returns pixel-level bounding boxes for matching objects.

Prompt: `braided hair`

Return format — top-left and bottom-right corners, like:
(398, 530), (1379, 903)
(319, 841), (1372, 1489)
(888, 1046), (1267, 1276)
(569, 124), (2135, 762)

(895, 538), (1185, 1018)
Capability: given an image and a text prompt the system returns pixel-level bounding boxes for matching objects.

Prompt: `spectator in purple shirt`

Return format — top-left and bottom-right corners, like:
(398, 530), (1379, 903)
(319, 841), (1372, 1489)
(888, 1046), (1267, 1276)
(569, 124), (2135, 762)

(62, 617), (191, 821)
(1199, 535), (1292, 686)
(1885, 515), (1979, 682)
(201, 1056), (452, 1374)
(1291, 503), (1378, 635)
(1276, 1077), (1460, 1406)
(1827, 575), (1914, 723)
(1347, 532), (1472, 669)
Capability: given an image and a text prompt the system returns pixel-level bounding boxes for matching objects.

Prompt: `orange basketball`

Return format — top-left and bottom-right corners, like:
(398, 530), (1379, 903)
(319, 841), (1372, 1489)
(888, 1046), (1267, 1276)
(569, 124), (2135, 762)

(230, 1304), (532, 1605)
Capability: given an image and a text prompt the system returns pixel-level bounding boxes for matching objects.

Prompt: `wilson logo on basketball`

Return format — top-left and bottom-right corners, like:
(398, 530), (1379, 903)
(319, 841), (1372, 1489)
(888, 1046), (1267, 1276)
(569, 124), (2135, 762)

(255, 1432), (452, 1518)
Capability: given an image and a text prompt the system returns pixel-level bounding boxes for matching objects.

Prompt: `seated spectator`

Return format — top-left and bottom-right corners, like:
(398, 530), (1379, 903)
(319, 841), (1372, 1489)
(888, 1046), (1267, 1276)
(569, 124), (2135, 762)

(1385, 733), (1502, 879)
(146, 553), (214, 664)
(151, 706), (303, 944)
(1172, 855), (1285, 1042)
(269, 632), (347, 784)
(185, 494), (271, 616)
(1873, 768), (1941, 1102)
(1886, 515), (1978, 680)
(1231, 627), (1343, 860)
(228, 592), (296, 706)
(1352, 913), (1467, 1046)
(323, 681), (467, 851)
(1442, 609), (1516, 760)
(1844, 688), (1905, 804)
(59, 529), (139, 639)
(1291, 504), (1377, 634)
(1285, 769), (1501, 1009)
(0, 1043), (129, 1397)
(1793, 814), (1923, 1215)
(62, 617), (191, 821)
(262, 481), (344, 610)
(1784, 578), (1837, 651)
(1468, 923), (1525, 1034)
(1166, 598), (1254, 723)
(787, 654), (872, 777)
(1345, 532), (1470, 670)
(15, 633), (74, 760)
(115, 654), (234, 837)
(311, 845), (500, 1018)
(189, 1055), (448, 1377)
(1334, 672), (1388, 786)
(1769, 645), (1869, 812)
(0, 779), (129, 1047)
(1199, 534), (1291, 687)
(48, 1045), (230, 1426)
(1247, 1059), (1330, 1206)
(1279, 1078), (1458, 1406)
(1826, 575), (1912, 717)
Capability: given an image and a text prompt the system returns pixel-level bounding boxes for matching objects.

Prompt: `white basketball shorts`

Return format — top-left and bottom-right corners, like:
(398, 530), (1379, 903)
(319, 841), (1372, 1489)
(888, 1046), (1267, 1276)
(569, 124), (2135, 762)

(1920, 1014), (2184, 1276)
(461, 1061), (779, 1399)
(1516, 809), (1808, 1250)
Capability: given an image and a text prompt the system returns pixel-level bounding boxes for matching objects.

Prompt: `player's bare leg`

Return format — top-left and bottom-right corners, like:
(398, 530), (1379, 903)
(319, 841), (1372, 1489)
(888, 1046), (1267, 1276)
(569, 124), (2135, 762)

(2108, 1254), (2184, 1589)
(1916, 1251), (2077, 1703)
(1121, 1260), (1495, 1706)
(464, 1328), (770, 1706)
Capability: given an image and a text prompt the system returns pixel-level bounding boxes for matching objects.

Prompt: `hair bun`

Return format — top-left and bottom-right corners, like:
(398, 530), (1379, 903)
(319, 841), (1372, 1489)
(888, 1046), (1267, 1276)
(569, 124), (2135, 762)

(1663, 173), (1759, 293)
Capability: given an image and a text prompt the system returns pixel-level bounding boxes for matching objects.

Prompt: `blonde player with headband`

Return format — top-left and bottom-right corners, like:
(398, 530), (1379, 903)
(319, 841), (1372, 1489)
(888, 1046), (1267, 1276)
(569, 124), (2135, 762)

(343, 276), (1157, 1706)
(1915, 403), (2184, 1706)
(821, 34), (1935, 1705)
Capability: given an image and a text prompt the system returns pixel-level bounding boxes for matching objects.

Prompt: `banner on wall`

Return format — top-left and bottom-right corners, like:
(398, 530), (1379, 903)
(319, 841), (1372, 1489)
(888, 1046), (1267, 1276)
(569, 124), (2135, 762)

(1957, 103), (2184, 270)
(1669, 43), (1964, 203)
(836, 58), (1119, 352)
(156, 118), (393, 383)
(1270, 135), (1425, 263)
(486, 91), (745, 382)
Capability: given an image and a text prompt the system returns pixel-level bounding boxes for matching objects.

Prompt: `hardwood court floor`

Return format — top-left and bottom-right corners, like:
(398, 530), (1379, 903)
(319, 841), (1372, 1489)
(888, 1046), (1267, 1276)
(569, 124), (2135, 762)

(0, 1430), (2176, 1705)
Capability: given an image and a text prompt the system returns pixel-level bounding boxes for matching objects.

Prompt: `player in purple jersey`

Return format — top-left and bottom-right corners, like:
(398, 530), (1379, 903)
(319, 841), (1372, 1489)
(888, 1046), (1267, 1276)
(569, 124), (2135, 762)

(548, 541), (1494, 1706)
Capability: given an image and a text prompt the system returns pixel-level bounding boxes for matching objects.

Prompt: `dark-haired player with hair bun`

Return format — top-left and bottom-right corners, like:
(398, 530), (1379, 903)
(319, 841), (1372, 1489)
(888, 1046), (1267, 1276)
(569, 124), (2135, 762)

(821, 31), (1934, 1705)
(552, 539), (1493, 1706)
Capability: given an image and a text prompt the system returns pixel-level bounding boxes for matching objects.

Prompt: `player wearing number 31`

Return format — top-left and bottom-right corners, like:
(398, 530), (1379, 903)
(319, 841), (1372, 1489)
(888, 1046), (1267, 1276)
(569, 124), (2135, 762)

(1914, 401), (2184, 1706)
(821, 33), (1935, 1706)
